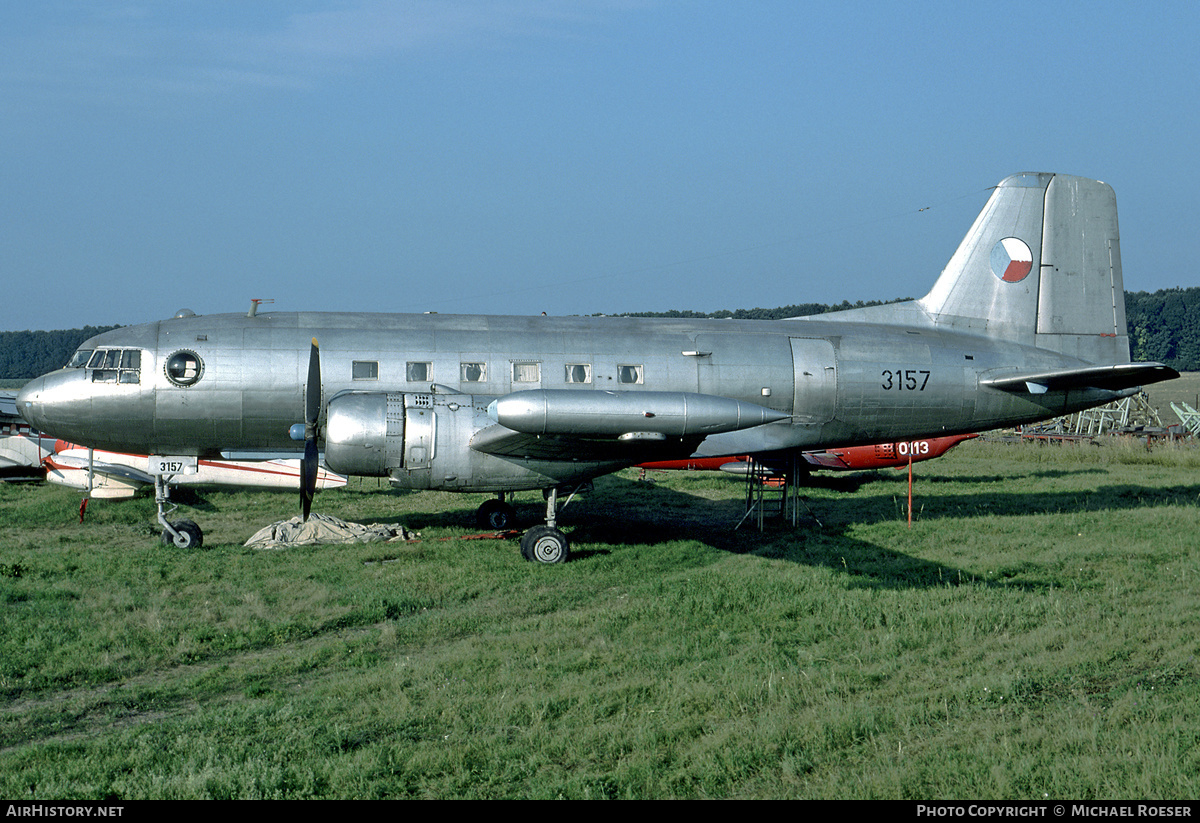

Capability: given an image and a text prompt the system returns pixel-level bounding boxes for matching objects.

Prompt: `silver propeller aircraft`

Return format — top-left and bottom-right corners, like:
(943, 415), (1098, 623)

(18, 173), (1178, 561)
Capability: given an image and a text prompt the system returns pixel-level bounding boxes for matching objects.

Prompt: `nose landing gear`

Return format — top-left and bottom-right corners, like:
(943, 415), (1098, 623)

(155, 473), (204, 549)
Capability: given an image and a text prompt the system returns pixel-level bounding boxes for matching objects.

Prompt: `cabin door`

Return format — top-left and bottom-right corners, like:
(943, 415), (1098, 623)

(790, 338), (837, 424)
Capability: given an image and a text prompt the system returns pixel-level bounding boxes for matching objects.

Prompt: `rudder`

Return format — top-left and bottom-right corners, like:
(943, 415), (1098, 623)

(1035, 175), (1127, 363)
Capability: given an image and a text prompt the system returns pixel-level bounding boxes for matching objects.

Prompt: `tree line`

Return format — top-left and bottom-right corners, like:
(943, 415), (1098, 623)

(0, 288), (1196, 378)
(1125, 289), (1200, 372)
(615, 297), (912, 321)
(621, 288), (1200, 371)
(0, 326), (122, 380)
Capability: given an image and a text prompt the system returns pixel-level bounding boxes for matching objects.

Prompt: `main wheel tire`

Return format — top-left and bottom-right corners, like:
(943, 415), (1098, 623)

(162, 519), (203, 549)
(476, 499), (517, 530)
(520, 525), (570, 564)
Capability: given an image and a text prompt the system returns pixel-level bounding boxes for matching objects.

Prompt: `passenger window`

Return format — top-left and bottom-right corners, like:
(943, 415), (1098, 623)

(512, 362), (540, 383)
(461, 362), (487, 383)
(565, 364), (591, 384)
(618, 364), (644, 384)
(353, 360), (378, 380)
(407, 361), (431, 382)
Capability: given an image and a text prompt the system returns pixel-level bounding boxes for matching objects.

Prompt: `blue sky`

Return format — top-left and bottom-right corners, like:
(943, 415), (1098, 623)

(2, 1), (1197, 331)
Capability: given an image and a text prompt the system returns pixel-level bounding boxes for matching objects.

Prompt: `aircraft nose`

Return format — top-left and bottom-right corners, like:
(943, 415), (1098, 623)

(16, 371), (88, 439)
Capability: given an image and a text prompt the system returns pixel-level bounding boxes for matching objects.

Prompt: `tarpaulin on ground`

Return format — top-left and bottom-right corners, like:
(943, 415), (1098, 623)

(245, 513), (419, 548)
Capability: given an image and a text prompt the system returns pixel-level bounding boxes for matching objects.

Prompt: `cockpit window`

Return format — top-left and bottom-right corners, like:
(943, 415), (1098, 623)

(165, 350), (204, 387)
(86, 348), (142, 384)
(67, 349), (93, 368)
(86, 350), (116, 369)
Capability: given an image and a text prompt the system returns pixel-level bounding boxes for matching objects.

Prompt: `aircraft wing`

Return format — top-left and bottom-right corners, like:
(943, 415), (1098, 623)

(45, 452), (156, 486)
(980, 362), (1178, 395)
(472, 390), (791, 463)
(800, 451), (852, 470)
(470, 424), (702, 463)
(0, 392), (19, 420)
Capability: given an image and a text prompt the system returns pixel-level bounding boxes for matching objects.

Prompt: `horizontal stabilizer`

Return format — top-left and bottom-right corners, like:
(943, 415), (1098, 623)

(980, 362), (1179, 395)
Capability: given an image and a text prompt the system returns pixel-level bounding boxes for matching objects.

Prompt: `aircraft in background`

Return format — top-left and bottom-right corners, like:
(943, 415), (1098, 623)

(638, 433), (978, 476)
(42, 441), (346, 499)
(5, 391), (345, 506)
(0, 391), (55, 478)
(17, 174), (1178, 560)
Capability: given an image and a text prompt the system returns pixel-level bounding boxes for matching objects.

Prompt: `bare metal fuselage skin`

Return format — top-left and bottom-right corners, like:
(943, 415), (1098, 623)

(19, 174), (1177, 503)
(17, 309), (1125, 493)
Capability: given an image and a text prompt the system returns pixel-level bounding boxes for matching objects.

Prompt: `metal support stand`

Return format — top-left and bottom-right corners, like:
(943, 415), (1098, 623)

(736, 454), (822, 530)
(1171, 401), (1200, 437)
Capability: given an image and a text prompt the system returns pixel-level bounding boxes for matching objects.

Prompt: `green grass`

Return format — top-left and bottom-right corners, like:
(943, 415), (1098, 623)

(2, 438), (1198, 798)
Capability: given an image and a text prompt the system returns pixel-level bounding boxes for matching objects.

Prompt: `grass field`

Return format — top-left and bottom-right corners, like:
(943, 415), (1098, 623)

(1144, 372), (1200, 421)
(2, 436), (1198, 799)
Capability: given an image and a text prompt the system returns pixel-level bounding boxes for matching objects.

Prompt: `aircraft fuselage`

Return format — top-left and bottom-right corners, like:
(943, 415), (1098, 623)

(18, 309), (1125, 493)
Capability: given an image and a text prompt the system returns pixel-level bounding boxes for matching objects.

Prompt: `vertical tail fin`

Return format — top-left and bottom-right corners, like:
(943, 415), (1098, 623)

(919, 172), (1130, 364)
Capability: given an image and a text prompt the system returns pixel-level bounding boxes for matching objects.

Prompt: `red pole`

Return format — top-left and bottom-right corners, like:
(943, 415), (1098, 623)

(907, 447), (913, 528)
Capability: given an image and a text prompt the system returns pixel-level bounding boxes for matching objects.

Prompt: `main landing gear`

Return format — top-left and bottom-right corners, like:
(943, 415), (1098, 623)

(475, 489), (570, 563)
(475, 494), (517, 530)
(521, 486), (569, 564)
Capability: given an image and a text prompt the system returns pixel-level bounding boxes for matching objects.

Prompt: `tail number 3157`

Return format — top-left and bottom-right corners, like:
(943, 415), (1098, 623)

(881, 369), (930, 391)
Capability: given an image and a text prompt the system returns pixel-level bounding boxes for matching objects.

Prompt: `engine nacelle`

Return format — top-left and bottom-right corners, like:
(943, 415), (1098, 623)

(324, 390), (600, 492)
(324, 391), (438, 480)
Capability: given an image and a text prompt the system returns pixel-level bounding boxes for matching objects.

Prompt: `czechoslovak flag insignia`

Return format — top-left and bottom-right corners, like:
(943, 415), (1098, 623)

(990, 237), (1033, 283)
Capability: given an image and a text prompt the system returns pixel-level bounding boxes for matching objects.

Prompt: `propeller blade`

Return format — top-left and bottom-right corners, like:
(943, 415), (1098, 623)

(301, 338), (321, 521)
(305, 338), (321, 428)
(301, 438), (318, 520)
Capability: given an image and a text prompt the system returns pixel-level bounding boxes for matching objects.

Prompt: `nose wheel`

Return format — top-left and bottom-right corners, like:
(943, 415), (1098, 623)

(162, 519), (203, 549)
(155, 474), (204, 549)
